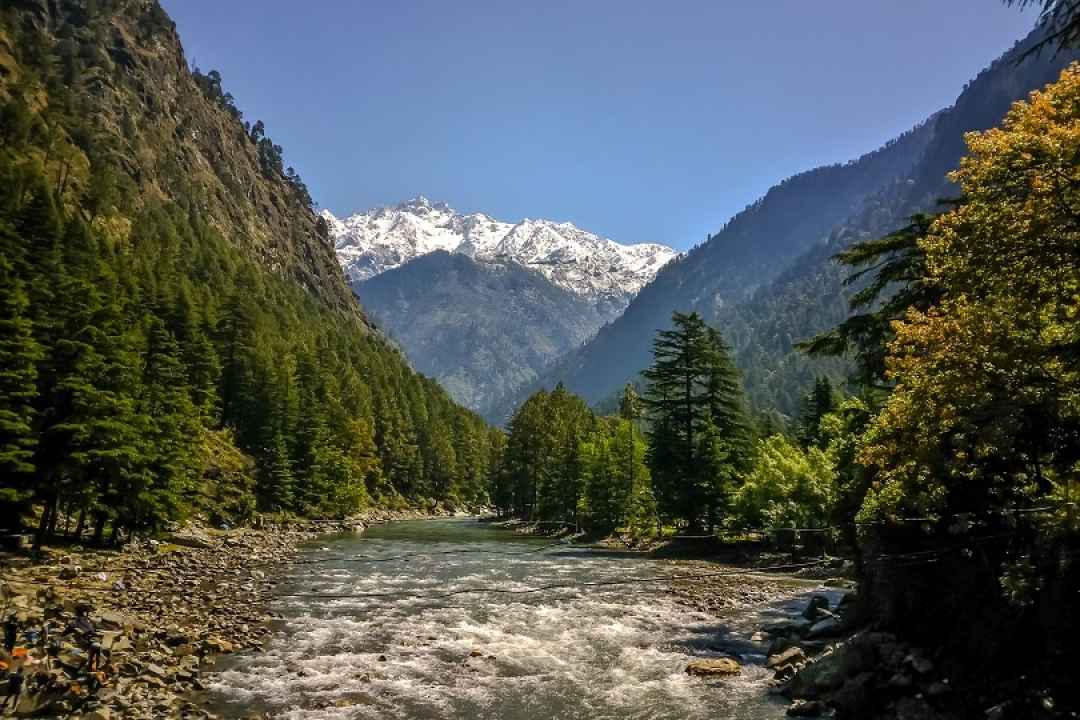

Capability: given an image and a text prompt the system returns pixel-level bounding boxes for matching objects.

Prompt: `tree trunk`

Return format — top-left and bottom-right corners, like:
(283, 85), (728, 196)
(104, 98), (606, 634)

(73, 509), (86, 540)
(92, 514), (107, 546)
(46, 506), (59, 538)
(32, 495), (56, 555)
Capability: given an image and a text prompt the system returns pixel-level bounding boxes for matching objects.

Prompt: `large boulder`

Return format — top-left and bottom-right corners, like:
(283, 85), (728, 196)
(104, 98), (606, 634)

(787, 699), (828, 717)
(830, 671), (875, 719)
(767, 646), (807, 672)
(165, 531), (214, 549)
(764, 618), (813, 637)
(784, 635), (877, 699)
(807, 615), (842, 639)
(685, 658), (741, 677)
(894, 696), (948, 720)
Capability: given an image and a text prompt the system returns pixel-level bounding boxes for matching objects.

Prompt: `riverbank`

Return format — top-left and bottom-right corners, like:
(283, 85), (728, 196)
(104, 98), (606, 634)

(0, 508), (469, 719)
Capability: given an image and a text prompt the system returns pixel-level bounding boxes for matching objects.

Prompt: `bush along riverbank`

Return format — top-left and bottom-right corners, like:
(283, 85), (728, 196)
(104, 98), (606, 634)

(0, 509), (468, 719)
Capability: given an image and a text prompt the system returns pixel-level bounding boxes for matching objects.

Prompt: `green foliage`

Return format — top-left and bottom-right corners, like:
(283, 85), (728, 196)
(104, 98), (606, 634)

(797, 377), (840, 448)
(858, 64), (1080, 526)
(733, 434), (836, 530)
(798, 214), (944, 388)
(0, 241), (41, 509)
(796, 65), (1080, 694)
(579, 416), (653, 534)
(0, 8), (498, 546)
(643, 312), (752, 530)
(498, 384), (593, 523)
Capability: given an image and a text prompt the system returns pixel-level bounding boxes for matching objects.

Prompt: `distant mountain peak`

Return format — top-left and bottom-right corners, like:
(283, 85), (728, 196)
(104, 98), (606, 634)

(327, 199), (679, 301)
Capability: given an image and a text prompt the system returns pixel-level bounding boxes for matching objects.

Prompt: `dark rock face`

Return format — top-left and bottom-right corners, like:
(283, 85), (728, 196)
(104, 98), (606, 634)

(783, 634), (877, 700)
(778, 629), (975, 720)
(1, 0), (361, 319)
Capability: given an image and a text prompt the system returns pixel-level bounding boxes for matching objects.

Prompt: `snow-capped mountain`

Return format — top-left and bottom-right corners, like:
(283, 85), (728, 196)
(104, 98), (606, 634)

(322, 197), (677, 303)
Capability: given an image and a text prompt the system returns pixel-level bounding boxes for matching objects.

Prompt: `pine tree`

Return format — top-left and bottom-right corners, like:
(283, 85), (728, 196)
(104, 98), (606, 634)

(138, 318), (201, 528)
(797, 377), (838, 448)
(0, 251), (42, 520)
(263, 429), (294, 512)
(643, 312), (709, 528)
(643, 312), (751, 530)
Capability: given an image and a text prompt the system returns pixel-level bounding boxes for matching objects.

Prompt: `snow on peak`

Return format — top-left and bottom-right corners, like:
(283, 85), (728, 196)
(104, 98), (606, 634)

(328, 200), (678, 301)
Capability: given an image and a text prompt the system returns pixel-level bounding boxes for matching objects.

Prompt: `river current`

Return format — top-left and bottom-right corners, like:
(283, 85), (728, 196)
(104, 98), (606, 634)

(205, 519), (813, 719)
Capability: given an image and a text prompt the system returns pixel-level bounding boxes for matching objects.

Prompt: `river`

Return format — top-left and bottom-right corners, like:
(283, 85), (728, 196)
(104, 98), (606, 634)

(204, 518), (819, 719)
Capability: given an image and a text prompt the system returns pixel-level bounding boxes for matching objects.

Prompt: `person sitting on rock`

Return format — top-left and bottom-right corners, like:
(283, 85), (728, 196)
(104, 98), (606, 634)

(0, 666), (23, 711)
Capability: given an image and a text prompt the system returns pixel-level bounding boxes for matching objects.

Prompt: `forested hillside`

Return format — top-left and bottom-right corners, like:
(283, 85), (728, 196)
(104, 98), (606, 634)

(0, 0), (499, 549)
(498, 26), (1079, 422)
(720, 28), (1080, 414)
(356, 250), (611, 413)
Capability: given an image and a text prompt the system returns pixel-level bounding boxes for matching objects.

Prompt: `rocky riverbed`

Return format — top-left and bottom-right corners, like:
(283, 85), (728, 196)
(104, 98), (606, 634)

(0, 510), (461, 719)
(7, 515), (946, 720)
(665, 560), (839, 616)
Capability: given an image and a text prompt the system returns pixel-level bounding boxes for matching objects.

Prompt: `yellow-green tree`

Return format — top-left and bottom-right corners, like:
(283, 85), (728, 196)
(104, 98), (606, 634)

(858, 63), (1080, 527)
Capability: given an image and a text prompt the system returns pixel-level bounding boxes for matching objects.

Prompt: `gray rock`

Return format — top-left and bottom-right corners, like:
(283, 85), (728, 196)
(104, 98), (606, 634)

(808, 617), (842, 638)
(165, 532), (214, 549)
(896, 696), (945, 720)
(767, 646), (807, 671)
(787, 699), (827, 717)
(830, 671), (874, 718)
(784, 635), (877, 699)
(145, 663), (168, 678)
(98, 611), (129, 630)
(764, 618), (813, 637)
(905, 653), (934, 675)
(58, 565), (81, 580)
(889, 672), (914, 688)
(802, 595), (830, 621)
(927, 680), (950, 697)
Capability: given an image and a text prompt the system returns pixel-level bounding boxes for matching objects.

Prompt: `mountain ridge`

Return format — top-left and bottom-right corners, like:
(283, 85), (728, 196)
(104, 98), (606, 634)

(490, 27), (1077, 423)
(324, 197), (678, 305)
(356, 250), (609, 412)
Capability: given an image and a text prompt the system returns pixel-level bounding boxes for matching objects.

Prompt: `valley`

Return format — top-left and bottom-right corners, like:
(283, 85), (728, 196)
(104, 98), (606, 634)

(1, 1), (1079, 719)
(324, 198), (675, 415)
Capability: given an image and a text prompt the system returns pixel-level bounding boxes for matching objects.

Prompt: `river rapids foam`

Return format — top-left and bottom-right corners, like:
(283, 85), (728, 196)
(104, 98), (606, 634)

(205, 521), (798, 720)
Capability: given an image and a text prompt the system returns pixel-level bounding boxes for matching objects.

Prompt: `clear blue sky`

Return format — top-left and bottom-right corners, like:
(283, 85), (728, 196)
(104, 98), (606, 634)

(161, 1), (1037, 250)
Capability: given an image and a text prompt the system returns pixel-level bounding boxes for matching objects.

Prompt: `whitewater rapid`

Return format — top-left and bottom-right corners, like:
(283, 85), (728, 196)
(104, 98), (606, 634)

(204, 519), (806, 719)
